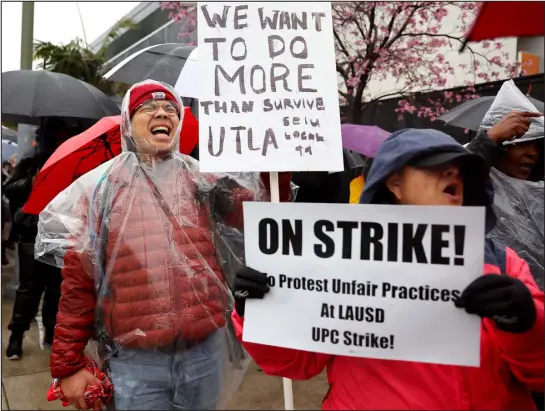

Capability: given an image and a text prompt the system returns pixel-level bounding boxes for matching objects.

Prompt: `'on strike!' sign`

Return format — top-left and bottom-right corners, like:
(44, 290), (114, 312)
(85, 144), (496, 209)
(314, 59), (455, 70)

(242, 202), (486, 367)
(197, 2), (343, 173)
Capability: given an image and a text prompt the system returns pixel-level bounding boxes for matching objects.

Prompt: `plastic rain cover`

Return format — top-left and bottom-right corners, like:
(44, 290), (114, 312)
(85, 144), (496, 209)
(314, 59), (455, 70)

(35, 80), (285, 409)
(479, 79), (544, 146)
(487, 168), (544, 290)
(479, 82), (544, 290)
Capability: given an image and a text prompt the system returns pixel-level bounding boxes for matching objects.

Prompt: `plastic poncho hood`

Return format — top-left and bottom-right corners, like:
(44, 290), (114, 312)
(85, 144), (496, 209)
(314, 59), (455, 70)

(34, 80), (285, 408)
(478, 82), (544, 289)
(479, 79), (544, 146)
(120, 80), (184, 155)
(360, 128), (496, 233)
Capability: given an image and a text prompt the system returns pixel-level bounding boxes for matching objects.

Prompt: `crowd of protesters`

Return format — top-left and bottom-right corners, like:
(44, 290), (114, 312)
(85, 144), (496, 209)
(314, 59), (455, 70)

(2, 78), (543, 411)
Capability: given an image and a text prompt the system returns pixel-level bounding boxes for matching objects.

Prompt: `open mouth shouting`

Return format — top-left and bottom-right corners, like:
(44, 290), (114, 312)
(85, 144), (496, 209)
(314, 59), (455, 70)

(518, 160), (535, 175)
(149, 124), (172, 142)
(442, 180), (463, 204)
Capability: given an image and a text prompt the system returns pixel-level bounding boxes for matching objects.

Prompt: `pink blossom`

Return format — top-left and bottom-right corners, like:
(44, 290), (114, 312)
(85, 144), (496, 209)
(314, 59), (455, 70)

(433, 7), (448, 22)
(407, 39), (420, 48)
(489, 56), (502, 65)
(346, 76), (360, 87)
(429, 38), (448, 48)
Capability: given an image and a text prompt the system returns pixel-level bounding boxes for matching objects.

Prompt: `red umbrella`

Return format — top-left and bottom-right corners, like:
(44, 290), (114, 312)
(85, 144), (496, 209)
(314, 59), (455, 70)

(47, 358), (113, 409)
(463, 2), (544, 47)
(179, 107), (199, 155)
(23, 107), (199, 215)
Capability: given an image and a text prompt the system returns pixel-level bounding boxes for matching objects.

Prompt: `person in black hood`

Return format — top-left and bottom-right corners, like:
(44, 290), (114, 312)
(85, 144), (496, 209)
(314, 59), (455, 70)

(4, 155), (62, 360)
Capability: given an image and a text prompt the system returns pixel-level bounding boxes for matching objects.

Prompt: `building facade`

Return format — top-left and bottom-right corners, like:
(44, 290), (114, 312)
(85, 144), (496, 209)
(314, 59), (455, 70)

(92, 2), (544, 127)
(90, 2), (195, 73)
(93, 2), (543, 91)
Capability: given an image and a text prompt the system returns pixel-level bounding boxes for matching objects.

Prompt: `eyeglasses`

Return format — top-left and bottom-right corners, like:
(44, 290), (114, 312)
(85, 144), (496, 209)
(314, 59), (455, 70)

(137, 100), (179, 116)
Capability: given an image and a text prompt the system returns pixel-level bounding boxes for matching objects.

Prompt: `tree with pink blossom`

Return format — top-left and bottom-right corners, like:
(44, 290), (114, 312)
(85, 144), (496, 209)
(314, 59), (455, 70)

(333, 1), (520, 123)
(162, 2), (520, 124)
(161, 2), (197, 45)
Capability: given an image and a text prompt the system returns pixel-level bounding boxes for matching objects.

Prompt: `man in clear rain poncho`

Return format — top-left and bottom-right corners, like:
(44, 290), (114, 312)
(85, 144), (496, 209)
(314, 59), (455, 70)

(466, 80), (544, 292)
(35, 80), (292, 410)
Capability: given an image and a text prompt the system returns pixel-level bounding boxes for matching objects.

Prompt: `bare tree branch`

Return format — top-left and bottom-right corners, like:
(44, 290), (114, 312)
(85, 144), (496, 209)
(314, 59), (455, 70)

(398, 32), (491, 61)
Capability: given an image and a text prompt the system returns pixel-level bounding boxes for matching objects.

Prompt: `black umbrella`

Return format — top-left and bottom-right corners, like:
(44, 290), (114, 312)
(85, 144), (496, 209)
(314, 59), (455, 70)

(103, 43), (196, 87)
(1, 126), (17, 143)
(1, 70), (120, 126)
(343, 149), (367, 170)
(290, 150), (367, 205)
(438, 95), (544, 131)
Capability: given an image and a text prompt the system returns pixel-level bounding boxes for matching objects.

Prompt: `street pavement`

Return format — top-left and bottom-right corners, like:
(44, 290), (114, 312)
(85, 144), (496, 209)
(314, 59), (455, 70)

(1, 249), (327, 410)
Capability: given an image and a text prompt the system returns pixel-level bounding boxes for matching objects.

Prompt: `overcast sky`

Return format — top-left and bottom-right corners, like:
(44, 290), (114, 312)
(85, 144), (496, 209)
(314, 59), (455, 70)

(2, 1), (141, 72)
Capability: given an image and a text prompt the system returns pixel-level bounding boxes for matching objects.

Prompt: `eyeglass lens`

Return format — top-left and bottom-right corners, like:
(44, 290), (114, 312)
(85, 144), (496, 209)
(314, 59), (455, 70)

(141, 100), (179, 115)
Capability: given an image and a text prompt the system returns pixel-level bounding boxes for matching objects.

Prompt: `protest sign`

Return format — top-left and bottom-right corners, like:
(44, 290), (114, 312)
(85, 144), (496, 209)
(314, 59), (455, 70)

(197, 2), (343, 173)
(242, 202), (486, 367)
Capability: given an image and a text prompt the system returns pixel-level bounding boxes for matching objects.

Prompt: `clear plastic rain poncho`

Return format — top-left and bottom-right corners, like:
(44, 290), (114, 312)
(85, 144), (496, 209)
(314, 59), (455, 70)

(35, 80), (293, 409)
(479, 80), (544, 290)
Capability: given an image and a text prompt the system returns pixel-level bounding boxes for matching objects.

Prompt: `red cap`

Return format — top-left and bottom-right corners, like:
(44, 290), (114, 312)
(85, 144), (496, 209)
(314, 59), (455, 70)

(128, 83), (179, 117)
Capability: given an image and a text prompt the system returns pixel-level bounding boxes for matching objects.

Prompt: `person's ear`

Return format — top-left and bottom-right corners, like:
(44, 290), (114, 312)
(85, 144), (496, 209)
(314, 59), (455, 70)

(385, 172), (402, 201)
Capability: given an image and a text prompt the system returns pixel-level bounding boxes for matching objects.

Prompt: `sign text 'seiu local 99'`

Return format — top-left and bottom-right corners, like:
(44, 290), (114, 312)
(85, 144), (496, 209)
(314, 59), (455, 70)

(198, 2), (343, 173)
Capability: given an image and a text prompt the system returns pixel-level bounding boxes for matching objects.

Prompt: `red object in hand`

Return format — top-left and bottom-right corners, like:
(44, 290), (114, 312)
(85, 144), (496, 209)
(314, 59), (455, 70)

(46, 358), (113, 410)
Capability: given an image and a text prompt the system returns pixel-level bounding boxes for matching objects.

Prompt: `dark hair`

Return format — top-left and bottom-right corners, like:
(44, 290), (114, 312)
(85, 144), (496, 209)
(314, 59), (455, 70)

(9, 154), (43, 182)
(529, 139), (544, 181)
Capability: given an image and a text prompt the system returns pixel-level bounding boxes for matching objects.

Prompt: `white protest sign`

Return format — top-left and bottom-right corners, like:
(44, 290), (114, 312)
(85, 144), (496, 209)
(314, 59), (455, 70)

(197, 2), (343, 173)
(242, 202), (486, 367)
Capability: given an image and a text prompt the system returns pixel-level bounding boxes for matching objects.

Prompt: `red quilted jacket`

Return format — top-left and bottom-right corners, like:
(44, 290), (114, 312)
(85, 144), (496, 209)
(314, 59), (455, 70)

(50, 168), (291, 379)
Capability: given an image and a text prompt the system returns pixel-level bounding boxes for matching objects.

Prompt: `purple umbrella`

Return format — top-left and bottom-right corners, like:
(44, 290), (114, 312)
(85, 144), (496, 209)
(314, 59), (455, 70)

(341, 124), (390, 158)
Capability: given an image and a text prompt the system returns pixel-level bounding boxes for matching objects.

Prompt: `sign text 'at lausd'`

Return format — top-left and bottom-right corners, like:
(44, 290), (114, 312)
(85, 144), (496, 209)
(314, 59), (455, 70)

(198, 2), (343, 172)
(242, 203), (486, 367)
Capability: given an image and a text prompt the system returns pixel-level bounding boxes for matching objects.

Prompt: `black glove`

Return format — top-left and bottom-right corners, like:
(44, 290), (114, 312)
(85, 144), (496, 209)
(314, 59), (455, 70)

(454, 274), (536, 333)
(233, 266), (270, 317)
